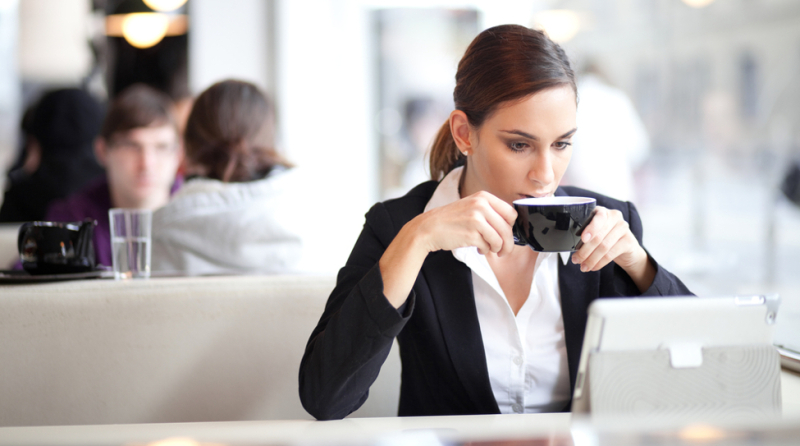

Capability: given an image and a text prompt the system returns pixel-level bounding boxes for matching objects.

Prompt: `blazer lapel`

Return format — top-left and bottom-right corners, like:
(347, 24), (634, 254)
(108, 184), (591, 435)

(421, 250), (500, 414)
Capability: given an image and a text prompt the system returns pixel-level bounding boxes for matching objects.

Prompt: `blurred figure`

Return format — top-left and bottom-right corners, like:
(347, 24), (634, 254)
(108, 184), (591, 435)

(0, 89), (105, 222)
(561, 63), (650, 202)
(4, 105), (39, 184)
(172, 95), (194, 137)
(399, 97), (448, 194)
(151, 80), (307, 276)
(46, 84), (183, 268)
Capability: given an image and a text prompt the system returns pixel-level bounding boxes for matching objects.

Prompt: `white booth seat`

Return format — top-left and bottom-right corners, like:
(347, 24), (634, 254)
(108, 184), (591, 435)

(0, 275), (401, 426)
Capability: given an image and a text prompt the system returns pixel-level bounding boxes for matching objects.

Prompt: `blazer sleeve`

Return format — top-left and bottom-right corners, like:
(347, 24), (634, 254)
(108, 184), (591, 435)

(613, 200), (693, 297)
(298, 202), (415, 420)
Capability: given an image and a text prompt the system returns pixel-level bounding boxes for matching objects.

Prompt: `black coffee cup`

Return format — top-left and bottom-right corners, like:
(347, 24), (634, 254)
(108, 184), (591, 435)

(513, 197), (596, 252)
(18, 220), (97, 275)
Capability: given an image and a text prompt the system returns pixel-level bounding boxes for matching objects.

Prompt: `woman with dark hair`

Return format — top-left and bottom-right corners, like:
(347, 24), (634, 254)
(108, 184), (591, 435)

(0, 89), (105, 222)
(151, 80), (304, 275)
(299, 25), (691, 419)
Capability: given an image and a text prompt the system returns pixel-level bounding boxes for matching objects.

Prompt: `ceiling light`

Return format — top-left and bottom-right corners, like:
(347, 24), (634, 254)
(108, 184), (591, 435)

(105, 0), (188, 49)
(142, 0), (188, 13)
(682, 0), (715, 8)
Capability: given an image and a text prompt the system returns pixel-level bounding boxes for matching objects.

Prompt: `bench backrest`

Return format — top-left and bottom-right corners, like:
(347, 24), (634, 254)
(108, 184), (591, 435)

(0, 275), (400, 426)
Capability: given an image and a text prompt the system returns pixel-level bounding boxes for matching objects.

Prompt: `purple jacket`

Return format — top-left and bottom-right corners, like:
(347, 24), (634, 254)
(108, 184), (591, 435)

(45, 175), (182, 268)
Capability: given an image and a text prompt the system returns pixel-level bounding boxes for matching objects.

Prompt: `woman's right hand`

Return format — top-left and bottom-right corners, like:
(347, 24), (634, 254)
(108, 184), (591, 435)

(413, 191), (518, 257)
(379, 191), (517, 308)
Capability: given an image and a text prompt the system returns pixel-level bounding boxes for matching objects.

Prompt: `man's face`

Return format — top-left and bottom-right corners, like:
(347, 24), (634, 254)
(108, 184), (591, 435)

(98, 124), (181, 209)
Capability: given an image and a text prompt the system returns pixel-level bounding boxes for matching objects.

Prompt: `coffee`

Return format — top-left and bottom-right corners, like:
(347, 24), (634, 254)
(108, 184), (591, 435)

(513, 197), (596, 252)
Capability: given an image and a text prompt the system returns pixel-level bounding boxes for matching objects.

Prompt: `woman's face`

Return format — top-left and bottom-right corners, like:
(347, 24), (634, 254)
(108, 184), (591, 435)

(459, 85), (577, 204)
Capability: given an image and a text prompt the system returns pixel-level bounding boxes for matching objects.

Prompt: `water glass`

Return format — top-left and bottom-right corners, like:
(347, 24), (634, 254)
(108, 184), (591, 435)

(108, 208), (152, 279)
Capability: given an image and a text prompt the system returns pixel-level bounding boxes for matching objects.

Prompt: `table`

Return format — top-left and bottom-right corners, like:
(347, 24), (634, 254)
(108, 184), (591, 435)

(0, 369), (797, 445)
(2, 369), (799, 446)
(0, 413), (569, 446)
(1, 411), (799, 446)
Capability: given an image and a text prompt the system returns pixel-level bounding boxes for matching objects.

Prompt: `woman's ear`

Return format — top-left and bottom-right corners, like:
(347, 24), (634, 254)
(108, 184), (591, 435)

(449, 110), (473, 155)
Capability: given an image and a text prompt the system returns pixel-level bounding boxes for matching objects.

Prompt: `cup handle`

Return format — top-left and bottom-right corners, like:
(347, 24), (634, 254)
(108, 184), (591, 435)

(574, 208), (598, 251)
(17, 222), (34, 254)
(75, 219), (97, 268)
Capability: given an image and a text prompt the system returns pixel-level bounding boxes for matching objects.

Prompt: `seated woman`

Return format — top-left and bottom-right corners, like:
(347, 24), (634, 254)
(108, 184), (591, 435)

(298, 25), (692, 420)
(151, 80), (305, 276)
(0, 88), (105, 223)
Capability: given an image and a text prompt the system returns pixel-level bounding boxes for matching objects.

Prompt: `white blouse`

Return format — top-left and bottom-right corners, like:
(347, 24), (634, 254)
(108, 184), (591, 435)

(423, 167), (572, 413)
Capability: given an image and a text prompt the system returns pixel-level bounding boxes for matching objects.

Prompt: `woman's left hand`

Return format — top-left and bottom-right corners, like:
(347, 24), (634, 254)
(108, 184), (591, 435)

(570, 206), (655, 292)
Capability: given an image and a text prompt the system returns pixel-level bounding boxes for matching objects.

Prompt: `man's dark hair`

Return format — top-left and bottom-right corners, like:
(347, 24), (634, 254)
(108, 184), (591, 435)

(100, 84), (178, 141)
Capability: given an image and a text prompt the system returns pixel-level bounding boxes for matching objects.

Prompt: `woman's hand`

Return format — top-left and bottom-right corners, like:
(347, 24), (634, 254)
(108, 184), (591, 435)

(570, 206), (656, 292)
(379, 191), (517, 308)
(414, 191), (518, 257)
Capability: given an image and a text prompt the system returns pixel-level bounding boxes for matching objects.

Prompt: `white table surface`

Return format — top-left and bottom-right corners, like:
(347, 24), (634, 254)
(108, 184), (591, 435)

(2, 369), (798, 446)
(0, 412), (571, 446)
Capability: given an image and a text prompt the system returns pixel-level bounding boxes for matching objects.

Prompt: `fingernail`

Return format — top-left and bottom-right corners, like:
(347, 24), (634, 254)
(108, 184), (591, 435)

(583, 232), (592, 243)
(580, 265), (588, 272)
(572, 255), (580, 264)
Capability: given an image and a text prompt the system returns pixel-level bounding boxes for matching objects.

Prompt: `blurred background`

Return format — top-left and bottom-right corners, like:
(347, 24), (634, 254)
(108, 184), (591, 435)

(0, 0), (799, 304)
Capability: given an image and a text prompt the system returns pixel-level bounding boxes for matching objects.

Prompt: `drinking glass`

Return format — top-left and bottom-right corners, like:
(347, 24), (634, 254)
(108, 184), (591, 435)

(108, 208), (152, 279)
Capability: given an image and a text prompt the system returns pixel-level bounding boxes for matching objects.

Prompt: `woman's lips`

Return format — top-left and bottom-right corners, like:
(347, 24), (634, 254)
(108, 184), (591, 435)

(519, 192), (553, 199)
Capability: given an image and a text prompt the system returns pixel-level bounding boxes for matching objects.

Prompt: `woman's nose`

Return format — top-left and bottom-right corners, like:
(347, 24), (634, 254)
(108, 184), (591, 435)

(528, 151), (555, 185)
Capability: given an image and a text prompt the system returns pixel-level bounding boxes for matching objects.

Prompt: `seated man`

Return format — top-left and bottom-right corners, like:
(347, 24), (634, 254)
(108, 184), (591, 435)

(46, 84), (183, 268)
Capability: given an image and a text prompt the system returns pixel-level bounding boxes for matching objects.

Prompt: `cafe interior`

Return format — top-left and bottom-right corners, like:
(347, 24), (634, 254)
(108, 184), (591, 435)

(1, 0), (800, 444)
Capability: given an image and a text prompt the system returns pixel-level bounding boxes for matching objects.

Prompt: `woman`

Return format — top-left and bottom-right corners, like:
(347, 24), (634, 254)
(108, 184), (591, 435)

(0, 89), (105, 222)
(151, 80), (305, 276)
(299, 25), (691, 419)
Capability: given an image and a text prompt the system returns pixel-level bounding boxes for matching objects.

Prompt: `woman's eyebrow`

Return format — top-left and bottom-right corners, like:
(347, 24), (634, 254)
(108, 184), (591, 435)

(560, 128), (578, 138)
(500, 130), (538, 140)
(500, 127), (578, 140)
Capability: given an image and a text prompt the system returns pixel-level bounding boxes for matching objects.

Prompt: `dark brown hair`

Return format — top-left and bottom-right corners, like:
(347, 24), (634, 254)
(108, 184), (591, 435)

(100, 84), (178, 141)
(184, 80), (290, 183)
(429, 25), (577, 181)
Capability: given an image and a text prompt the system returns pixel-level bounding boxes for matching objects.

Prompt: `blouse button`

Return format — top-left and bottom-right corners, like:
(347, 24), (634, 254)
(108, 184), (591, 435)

(512, 404), (523, 413)
(513, 356), (523, 366)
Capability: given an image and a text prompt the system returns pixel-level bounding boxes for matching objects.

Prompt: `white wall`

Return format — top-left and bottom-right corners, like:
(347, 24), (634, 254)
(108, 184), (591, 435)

(17, 0), (92, 83)
(0, 0), (19, 195)
(188, 0), (273, 94)
(188, 0), (377, 270)
(275, 0), (377, 268)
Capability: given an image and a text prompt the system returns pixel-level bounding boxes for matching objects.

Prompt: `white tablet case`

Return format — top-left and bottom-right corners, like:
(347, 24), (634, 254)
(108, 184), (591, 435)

(572, 295), (782, 419)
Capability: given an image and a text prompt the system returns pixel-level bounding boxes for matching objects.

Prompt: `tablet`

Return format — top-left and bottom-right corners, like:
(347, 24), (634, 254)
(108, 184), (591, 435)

(774, 307), (800, 373)
(572, 294), (781, 416)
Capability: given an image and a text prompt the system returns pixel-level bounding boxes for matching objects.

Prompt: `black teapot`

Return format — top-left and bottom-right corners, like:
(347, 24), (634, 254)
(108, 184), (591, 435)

(18, 219), (96, 275)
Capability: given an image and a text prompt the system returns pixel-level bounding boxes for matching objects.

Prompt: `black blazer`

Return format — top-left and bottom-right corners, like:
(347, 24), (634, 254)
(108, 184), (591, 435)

(299, 181), (692, 420)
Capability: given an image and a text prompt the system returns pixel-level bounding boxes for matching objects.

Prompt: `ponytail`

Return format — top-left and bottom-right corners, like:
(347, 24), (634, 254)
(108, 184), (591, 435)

(428, 119), (466, 181)
(221, 141), (245, 183)
(185, 80), (292, 183)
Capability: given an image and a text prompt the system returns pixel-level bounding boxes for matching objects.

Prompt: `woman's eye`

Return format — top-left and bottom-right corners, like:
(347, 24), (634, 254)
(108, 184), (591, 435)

(555, 141), (572, 150)
(509, 141), (527, 152)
